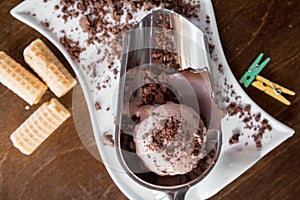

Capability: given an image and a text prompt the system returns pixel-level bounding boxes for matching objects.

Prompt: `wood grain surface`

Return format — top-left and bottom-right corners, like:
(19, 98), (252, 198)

(0, 0), (299, 199)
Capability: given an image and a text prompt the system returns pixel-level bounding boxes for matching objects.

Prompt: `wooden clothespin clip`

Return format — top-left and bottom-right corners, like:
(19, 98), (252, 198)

(239, 53), (270, 88)
(252, 75), (295, 106)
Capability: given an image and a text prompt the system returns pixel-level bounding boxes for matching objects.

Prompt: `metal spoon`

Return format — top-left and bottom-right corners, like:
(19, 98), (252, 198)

(115, 9), (224, 200)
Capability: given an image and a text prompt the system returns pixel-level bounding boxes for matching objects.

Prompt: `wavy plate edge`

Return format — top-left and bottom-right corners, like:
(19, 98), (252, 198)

(10, 1), (295, 199)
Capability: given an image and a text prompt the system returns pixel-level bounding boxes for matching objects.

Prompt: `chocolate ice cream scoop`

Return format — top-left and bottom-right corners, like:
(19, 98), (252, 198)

(135, 103), (206, 176)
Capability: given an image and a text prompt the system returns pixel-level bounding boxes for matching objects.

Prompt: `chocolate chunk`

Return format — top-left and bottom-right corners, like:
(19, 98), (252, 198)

(59, 35), (85, 62)
(102, 134), (114, 146)
(150, 117), (180, 149)
(126, 12), (133, 21)
(95, 101), (102, 110)
(261, 119), (269, 128)
(41, 22), (50, 29)
(229, 133), (240, 145)
(256, 141), (262, 148)
(229, 129), (241, 145)
(155, 92), (165, 104)
(255, 113), (261, 122)
(208, 43), (215, 54)
(79, 15), (90, 33)
(244, 104), (251, 112)
(113, 68), (118, 75)
(218, 64), (224, 74)
(226, 103), (238, 116)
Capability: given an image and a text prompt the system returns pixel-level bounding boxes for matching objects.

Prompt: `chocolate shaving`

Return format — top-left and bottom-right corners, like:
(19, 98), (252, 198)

(150, 117), (180, 149)
(229, 133), (240, 145)
(255, 113), (261, 122)
(47, 0), (202, 64)
(95, 101), (102, 110)
(102, 134), (114, 146)
(59, 35), (85, 62)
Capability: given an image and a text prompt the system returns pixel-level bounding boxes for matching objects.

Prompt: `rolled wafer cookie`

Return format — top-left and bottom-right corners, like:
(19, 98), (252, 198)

(0, 51), (47, 105)
(10, 98), (71, 155)
(24, 39), (77, 97)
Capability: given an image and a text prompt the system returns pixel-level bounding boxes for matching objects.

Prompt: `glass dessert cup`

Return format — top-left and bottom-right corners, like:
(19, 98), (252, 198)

(115, 9), (225, 199)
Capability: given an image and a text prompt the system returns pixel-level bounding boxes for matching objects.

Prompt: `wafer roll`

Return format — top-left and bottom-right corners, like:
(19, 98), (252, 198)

(24, 39), (77, 97)
(10, 98), (71, 155)
(0, 51), (47, 105)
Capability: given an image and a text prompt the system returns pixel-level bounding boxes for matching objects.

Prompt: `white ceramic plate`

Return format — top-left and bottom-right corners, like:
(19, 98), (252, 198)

(11, 0), (294, 199)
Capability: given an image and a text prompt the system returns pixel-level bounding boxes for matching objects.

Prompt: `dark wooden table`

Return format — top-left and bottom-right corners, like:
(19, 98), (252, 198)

(0, 1), (299, 199)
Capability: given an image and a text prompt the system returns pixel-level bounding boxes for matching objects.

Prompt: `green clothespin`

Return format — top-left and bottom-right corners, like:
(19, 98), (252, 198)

(240, 53), (270, 87)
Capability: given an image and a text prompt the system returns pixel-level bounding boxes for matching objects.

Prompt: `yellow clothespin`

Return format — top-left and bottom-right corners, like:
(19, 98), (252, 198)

(252, 75), (296, 106)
